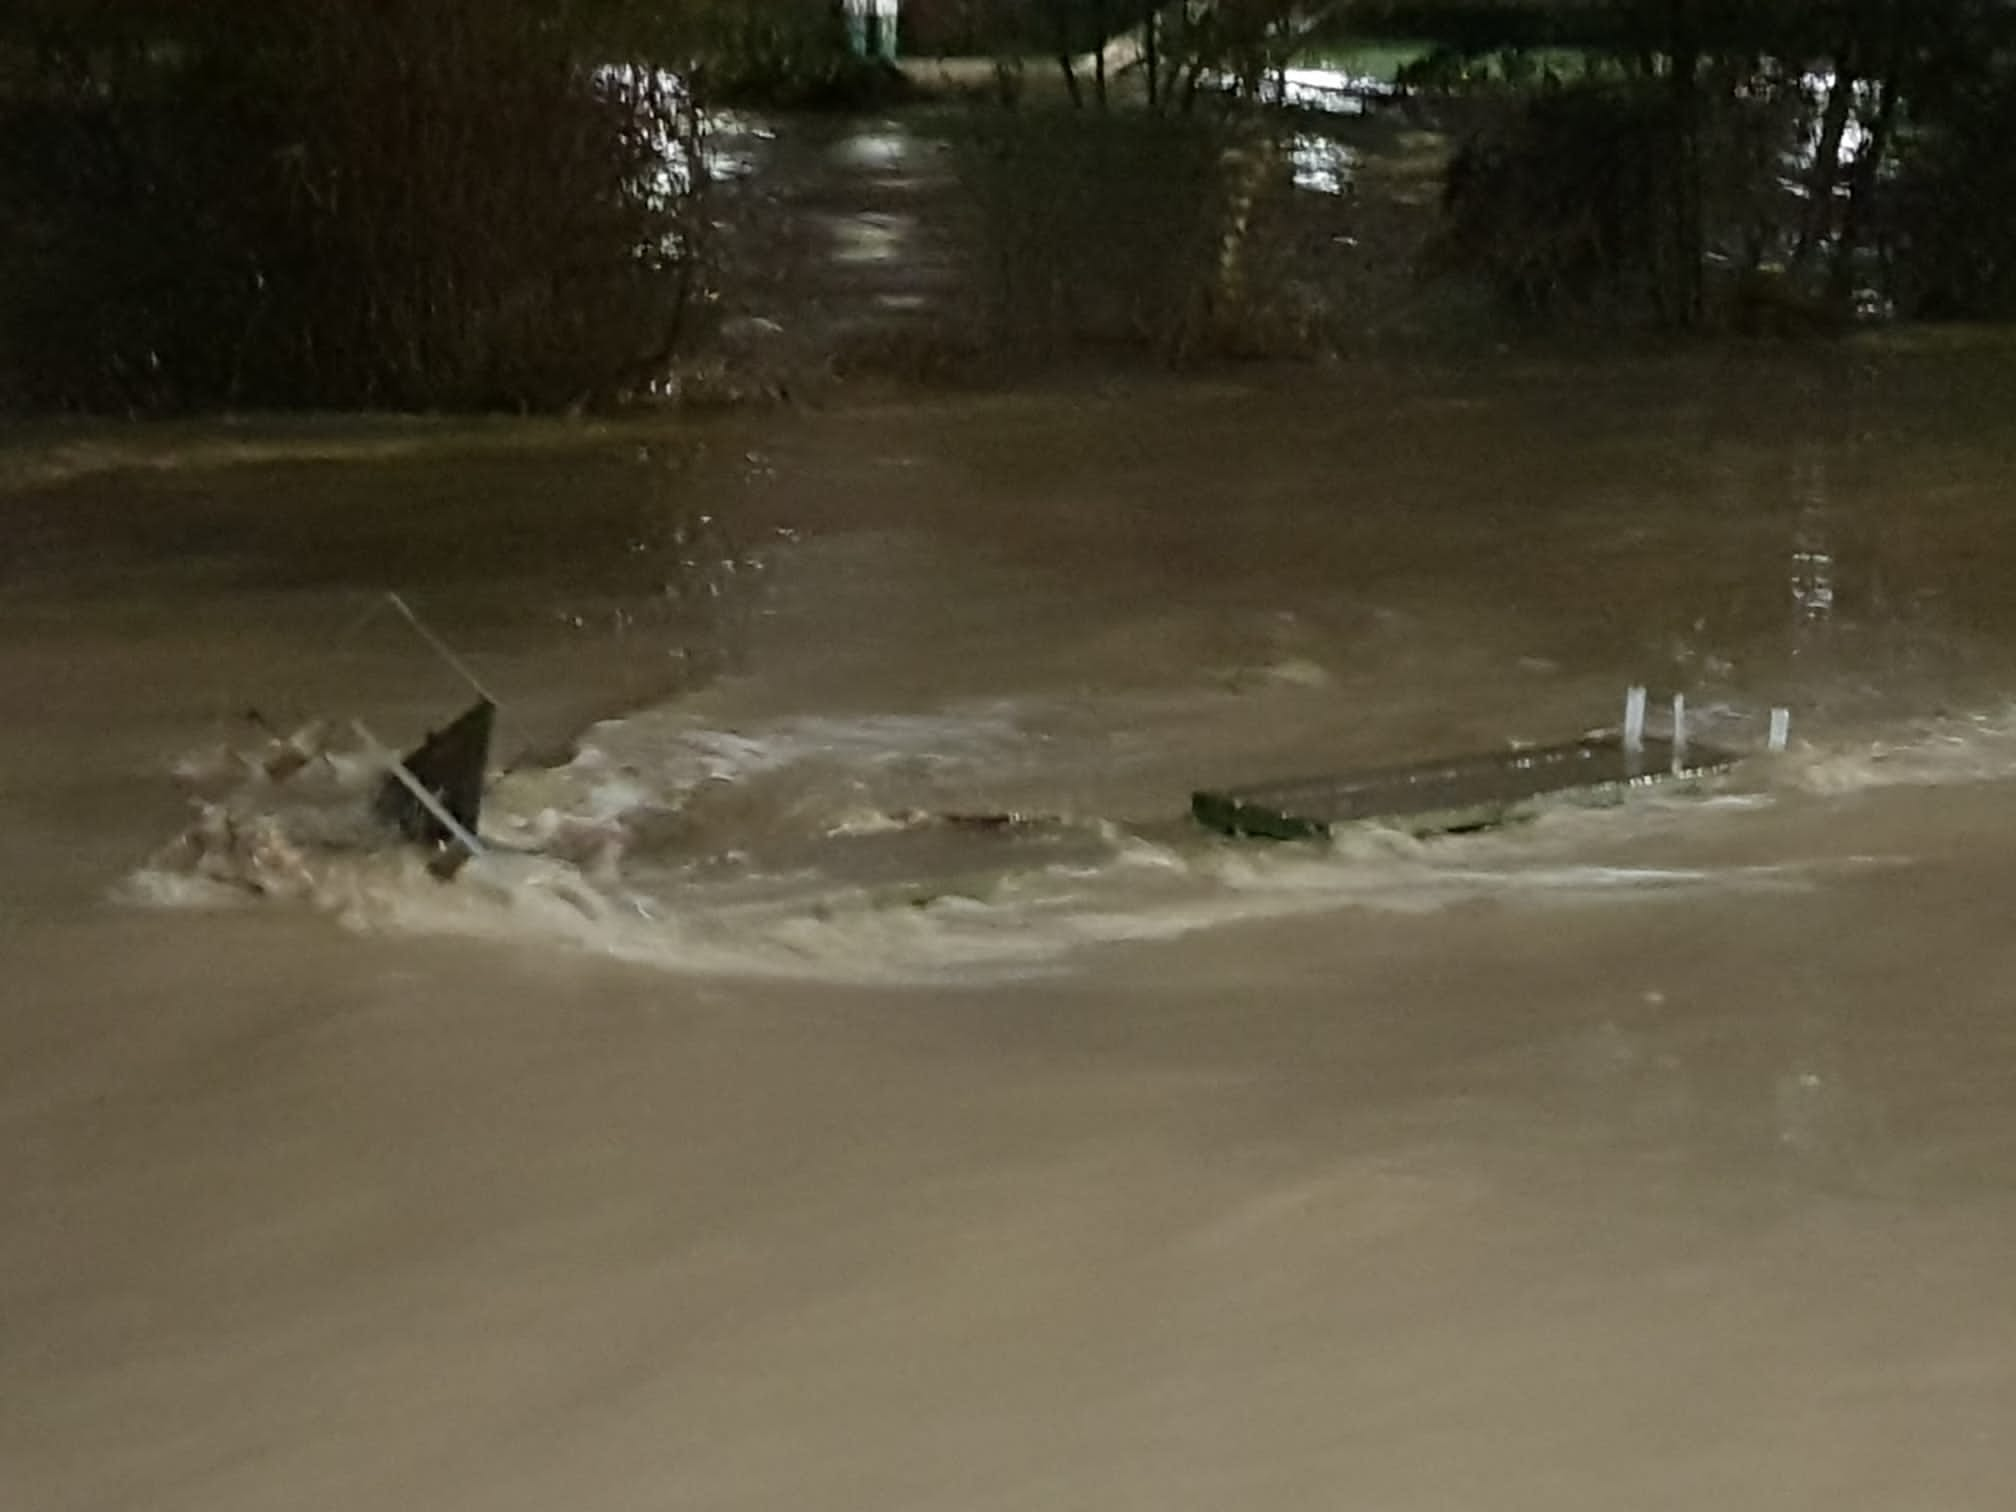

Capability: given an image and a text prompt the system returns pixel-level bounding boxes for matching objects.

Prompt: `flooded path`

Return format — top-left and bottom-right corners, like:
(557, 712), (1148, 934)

(7, 351), (2016, 1507)
(706, 111), (968, 382)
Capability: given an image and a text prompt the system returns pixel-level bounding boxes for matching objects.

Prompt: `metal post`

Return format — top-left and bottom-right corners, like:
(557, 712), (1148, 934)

(387, 592), (496, 705)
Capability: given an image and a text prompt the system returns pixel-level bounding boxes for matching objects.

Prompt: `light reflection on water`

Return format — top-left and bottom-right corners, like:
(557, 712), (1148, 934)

(1790, 446), (1837, 637)
(828, 211), (914, 265)
(697, 111), (771, 182)
(1288, 134), (1357, 195)
(1276, 66), (1389, 112)
(833, 127), (912, 174)
(591, 65), (769, 201)
(1208, 66), (1393, 115)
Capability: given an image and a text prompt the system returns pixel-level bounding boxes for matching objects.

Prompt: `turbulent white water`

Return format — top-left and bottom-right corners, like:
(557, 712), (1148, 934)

(127, 686), (2016, 983)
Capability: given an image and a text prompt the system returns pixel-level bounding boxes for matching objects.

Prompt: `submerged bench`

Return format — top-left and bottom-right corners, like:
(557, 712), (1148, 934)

(1192, 733), (1736, 841)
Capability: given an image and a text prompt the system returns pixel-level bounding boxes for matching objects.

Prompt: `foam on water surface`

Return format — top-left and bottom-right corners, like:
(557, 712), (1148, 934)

(122, 689), (2016, 984)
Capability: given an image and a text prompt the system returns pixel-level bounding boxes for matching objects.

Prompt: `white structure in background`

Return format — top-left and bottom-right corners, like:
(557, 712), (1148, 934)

(843, 0), (900, 61)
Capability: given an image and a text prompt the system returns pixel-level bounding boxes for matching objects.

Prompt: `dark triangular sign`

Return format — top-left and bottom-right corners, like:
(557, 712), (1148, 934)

(375, 697), (495, 874)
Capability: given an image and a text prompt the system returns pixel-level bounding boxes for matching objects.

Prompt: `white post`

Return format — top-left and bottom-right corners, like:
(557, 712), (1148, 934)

(1671, 693), (1687, 773)
(1768, 707), (1791, 753)
(1623, 686), (1647, 754)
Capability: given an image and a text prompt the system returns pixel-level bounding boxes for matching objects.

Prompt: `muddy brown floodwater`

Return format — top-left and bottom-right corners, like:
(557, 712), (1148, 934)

(7, 350), (2016, 1509)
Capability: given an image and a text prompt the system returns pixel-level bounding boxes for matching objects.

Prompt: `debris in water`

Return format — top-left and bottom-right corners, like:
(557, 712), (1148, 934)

(370, 699), (496, 879)
(147, 804), (317, 899)
(1194, 691), (1741, 841)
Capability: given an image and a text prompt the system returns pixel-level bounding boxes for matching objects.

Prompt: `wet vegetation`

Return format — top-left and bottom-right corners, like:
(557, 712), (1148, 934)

(925, 0), (2016, 363)
(958, 111), (1237, 360)
(1421, 1), (2016, 329)
(680, 0), (917, 108)
(940, 0), (1365, 364)
(7, 1), (2016, 414)
(0, 0), (705, 413)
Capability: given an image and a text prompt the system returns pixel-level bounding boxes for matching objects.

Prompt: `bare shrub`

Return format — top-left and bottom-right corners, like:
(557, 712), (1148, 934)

(1890, 73), (2016, 320)
(0, 1), (703, 412)
(953, 109), (1300, 363)
(1429, 83), (1684, 323)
